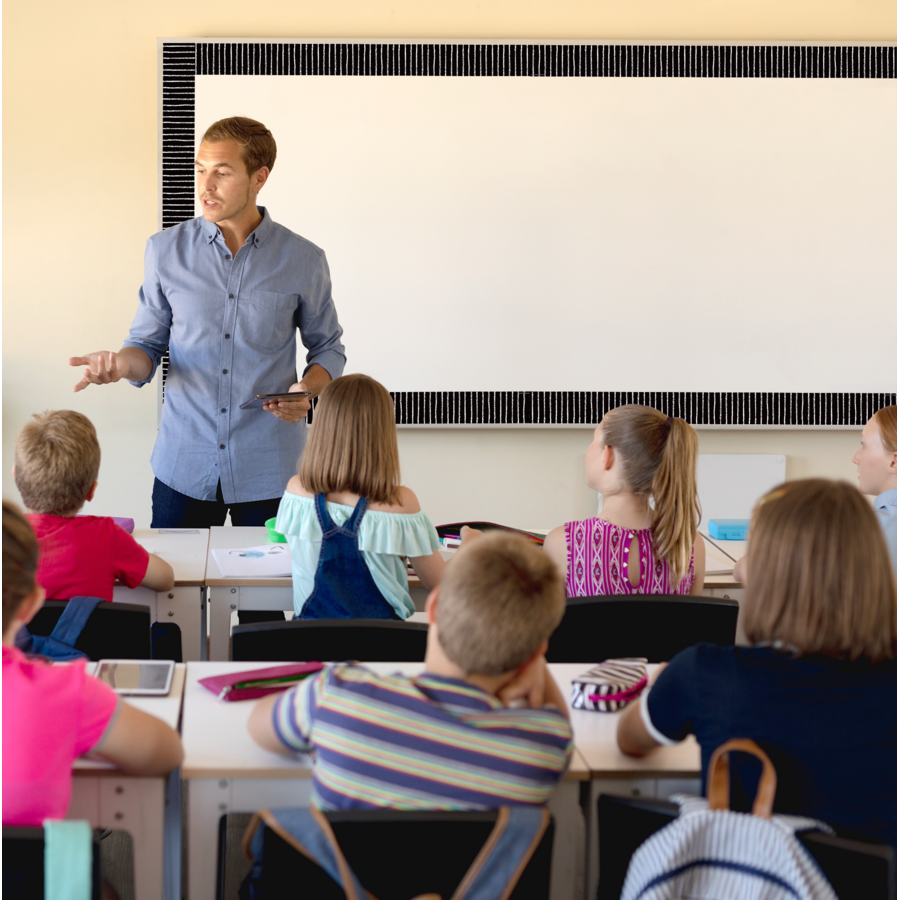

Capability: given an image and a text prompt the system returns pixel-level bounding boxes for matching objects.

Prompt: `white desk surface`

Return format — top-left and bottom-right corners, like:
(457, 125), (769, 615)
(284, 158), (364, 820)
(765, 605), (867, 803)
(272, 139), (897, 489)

(550, 663), (700, 778)
(130, 529), (210, 586)
(206, 526), (291, 587)
(182, 662), (589, 781)
(74, 664), (186, 774)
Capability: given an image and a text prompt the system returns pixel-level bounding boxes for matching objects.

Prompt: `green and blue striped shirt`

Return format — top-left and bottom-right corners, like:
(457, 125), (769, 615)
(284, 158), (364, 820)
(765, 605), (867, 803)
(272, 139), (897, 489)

(273, 664), (573, 810)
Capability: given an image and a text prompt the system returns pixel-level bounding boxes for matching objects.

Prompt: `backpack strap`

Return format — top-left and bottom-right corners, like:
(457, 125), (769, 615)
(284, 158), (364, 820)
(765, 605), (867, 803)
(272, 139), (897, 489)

(49, 597), (104, 647)
(43, 819), (93, 900)
(450, 807), (551, 900)
(242, 808), (373, 900)
(707, 738), (777, 818)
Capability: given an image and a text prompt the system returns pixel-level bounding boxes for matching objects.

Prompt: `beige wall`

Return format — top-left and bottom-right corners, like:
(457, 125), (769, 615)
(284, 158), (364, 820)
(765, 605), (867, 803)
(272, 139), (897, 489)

(3, 1), (894, 527)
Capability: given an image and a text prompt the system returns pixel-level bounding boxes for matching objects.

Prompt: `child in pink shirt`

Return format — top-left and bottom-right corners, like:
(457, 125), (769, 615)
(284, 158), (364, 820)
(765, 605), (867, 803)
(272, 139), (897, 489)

(2, 501), (183, 826)
(14, 410), (174, 601)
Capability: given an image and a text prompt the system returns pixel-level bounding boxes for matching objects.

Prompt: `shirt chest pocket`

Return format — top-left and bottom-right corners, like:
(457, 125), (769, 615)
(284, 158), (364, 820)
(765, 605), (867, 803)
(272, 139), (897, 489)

(241, 290), (299, 352)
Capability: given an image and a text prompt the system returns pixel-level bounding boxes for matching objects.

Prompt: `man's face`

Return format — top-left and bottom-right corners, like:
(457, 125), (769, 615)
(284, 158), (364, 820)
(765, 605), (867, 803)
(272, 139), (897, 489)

(194, 140), (262, 225)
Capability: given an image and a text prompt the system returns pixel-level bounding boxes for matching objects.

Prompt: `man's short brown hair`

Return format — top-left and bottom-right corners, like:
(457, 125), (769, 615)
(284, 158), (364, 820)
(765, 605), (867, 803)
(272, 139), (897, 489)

(3, 501), (39, 633)
(436, 532), (566, 676)
(201, 117), (276, 175)
(744, 479), (896, 662)
(14, 410), (101, 515)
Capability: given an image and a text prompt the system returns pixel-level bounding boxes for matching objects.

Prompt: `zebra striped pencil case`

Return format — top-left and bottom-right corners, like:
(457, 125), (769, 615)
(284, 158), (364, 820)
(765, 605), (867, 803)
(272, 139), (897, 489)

(570, 658), (648, 712)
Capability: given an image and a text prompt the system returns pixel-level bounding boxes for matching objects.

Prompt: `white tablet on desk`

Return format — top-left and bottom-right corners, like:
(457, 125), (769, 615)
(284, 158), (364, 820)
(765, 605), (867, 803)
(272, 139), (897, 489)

(95, 660), (175, 696)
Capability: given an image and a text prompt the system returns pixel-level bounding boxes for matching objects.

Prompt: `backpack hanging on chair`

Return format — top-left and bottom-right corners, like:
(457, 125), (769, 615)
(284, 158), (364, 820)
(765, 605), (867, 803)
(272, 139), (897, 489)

(621, 739), (838, 900)
(14, 596), (103, 662)
(240, 805), (551, 900)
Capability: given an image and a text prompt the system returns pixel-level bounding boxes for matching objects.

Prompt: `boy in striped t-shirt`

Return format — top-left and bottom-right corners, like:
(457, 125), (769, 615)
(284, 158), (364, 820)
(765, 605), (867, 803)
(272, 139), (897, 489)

(248, 532), (573, 810)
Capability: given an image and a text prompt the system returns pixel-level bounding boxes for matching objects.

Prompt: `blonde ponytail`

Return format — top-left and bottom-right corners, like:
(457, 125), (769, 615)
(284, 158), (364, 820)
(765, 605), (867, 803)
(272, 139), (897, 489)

(650, 418), (701, 581)
(601, 406), (700, 581)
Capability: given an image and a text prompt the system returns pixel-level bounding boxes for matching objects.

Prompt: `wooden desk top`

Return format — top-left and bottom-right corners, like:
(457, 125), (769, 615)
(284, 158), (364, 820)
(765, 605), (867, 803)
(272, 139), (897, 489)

(130, 529), (210, 587)
(75, 663), (187, 775)
(206, 526), (293, 587)
(182, 662), (591, 781)
(549, 664), (700, 778)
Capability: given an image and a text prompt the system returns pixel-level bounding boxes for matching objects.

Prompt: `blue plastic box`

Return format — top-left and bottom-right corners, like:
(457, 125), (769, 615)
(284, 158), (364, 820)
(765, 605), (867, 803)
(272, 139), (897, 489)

(708, 519), (749, 540)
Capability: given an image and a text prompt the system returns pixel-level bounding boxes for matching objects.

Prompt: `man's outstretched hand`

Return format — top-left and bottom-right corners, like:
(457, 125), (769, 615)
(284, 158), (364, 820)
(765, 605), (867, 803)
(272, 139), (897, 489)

(69, 351), (128, 392)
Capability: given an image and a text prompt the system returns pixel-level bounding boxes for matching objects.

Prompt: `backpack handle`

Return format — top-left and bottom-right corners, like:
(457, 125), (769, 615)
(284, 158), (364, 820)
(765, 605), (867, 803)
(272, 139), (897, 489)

(706, 738), (777, 818)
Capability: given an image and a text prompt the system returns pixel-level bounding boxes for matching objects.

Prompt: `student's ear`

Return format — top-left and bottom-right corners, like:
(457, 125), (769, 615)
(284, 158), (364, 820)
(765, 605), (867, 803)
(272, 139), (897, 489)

(85, 481), (98, 503)
(890, 452), (897, 474)
(602, 445), (616, 471)
(517, 638), (550, 673)
(425, 587), (440, 624)
(17, 585), (46, 628)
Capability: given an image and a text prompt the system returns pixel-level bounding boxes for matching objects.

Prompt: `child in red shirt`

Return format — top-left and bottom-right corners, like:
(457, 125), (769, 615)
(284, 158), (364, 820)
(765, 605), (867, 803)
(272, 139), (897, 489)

(14, 410), (174, 600)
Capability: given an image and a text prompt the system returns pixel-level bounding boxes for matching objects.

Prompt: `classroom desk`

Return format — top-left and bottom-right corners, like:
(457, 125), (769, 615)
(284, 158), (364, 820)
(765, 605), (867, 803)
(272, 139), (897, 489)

(69, 664), (187, 900)
(549, 664), (702, 900)
(113, 529), (211, 661)
(182, 661), (589, 900)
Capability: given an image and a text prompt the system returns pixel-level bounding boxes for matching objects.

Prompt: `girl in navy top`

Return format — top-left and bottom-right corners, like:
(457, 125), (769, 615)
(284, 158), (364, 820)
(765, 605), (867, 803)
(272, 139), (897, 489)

(617, 479), (896, 845)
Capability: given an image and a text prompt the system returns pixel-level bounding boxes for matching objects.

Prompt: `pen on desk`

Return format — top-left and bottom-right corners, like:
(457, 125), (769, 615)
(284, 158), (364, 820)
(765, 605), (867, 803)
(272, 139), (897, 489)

(699, 531), (737, 564)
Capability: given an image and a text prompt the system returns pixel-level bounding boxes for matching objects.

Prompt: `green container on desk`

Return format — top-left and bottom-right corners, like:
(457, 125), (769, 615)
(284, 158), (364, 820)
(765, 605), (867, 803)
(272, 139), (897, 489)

(265, 517), (287, 543)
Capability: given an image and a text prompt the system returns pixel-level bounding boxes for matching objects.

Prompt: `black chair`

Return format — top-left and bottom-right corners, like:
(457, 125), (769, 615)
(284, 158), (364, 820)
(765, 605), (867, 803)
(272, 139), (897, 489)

(596, 794), (896, 900)
(231, 618), (429, 662)
(546, 594), (739, 663)
(227, 809), (554, 900)
(3, 826), (102, 900)
(28, 600), (152, 661)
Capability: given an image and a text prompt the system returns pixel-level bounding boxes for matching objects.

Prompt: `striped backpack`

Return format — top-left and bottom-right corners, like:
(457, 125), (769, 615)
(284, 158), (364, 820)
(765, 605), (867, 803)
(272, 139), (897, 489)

(621, 739), (838, 900)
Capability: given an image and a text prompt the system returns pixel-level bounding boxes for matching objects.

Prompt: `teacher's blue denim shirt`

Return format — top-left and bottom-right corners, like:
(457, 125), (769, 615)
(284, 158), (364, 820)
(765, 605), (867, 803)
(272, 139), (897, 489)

(123, 208), (346, 504)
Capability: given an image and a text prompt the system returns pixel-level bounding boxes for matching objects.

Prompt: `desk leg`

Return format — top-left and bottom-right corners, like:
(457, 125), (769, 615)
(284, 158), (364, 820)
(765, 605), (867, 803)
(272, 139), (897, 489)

(157, 587), (204, 662)
(208, 587), (237, 662)
(187, 778), (313, 900)
(70, 776), (166, 900)
(547, 780), (585, 900)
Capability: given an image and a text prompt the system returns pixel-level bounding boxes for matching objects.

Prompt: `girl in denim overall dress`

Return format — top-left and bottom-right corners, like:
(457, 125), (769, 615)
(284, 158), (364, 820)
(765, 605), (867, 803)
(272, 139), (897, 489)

(275, 374), (446, 619)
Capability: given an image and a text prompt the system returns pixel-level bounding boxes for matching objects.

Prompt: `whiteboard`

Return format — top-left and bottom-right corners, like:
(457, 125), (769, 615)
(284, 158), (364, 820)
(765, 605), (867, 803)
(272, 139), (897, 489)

(161, 40), (897, 426)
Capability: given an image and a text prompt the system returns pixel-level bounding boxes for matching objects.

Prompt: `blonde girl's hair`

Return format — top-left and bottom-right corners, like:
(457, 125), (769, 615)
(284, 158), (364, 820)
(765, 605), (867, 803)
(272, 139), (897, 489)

(600, 405), (700, 581)
(873, 405), (897, 455)
(743, 479), (896, 662)
(3, 501), (39, 633)
(298, 374), (401, 505)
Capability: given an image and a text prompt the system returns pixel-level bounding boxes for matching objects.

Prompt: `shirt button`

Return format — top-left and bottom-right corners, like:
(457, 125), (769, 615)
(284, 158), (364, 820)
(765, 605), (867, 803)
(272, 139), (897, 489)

(219, 444), (226, 450)
(221, 408), (227, 413)
(229, 294), (234, 299)
(225, 255), (231, 260)
(224, 334), (231, 339)
(222, 369), (228, 374)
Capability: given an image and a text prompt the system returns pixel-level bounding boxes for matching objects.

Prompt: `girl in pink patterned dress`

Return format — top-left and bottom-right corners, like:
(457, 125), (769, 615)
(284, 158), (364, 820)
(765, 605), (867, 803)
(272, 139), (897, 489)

(544, 405), (705, 596)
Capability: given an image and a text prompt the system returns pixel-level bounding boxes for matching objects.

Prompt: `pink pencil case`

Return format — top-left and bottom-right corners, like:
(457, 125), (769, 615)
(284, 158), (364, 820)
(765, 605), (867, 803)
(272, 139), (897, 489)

(570, 658), (648, 712)
(199, 663), (325, 702)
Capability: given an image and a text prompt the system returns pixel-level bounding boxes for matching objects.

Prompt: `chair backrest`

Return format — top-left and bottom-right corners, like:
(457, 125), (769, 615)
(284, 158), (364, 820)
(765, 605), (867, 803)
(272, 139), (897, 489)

(596, 794), (896, 900)
(28, 600), (152, 661)
(545, 594), (739, 663)
(2, 826), (102, 900)
(232, 809), (554, 900)
(231, 618), (429, 662)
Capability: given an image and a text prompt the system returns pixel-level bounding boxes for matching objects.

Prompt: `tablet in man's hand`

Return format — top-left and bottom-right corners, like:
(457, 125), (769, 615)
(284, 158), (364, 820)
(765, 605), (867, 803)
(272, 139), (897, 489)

(240, 391), (311, 410)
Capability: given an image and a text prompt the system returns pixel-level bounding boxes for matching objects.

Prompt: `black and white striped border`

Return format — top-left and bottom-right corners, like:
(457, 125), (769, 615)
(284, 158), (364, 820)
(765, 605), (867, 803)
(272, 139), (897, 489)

(160, 42), (896, 424)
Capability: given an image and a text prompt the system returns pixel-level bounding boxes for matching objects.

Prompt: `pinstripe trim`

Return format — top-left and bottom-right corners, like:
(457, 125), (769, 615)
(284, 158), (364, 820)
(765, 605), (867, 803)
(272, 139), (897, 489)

(639, 688), (679, 747)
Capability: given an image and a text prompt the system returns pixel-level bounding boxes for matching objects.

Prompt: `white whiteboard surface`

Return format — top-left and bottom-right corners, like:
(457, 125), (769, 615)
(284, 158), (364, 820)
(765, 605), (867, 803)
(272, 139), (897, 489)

(193, 69), (896, 395)
(696, 453), (786, 531)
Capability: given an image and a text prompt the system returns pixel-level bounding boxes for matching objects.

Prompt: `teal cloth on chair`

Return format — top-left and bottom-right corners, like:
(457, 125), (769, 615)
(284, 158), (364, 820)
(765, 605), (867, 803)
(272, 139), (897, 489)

(43, 819), (92, 900)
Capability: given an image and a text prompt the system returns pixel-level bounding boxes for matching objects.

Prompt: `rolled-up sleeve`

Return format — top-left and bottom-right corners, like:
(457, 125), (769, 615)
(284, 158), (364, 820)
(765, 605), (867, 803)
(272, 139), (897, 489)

(122, 237), (173, 387)
(297, 252), (346, 380)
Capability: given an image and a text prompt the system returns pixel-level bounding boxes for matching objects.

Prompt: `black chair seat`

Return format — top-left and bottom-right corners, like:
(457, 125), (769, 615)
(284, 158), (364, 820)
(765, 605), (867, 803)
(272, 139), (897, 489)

(546, 594), (739, 663)
(596, 794), (896, 900)
(3, 826), (102, 900)
(27, 600), (152, 661)
(231, 618), (428, 662)
(230, 809), (554, 900)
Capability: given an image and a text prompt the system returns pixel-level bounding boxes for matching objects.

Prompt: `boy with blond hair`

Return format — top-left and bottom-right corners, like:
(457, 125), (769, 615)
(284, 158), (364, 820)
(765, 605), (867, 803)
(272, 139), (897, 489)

(14, 410), (174, 600)
(249, 532), (573, 809)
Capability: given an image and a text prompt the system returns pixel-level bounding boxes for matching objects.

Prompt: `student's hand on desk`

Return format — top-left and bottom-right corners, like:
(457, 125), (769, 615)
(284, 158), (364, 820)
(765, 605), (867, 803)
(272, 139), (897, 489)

(69, 351), (128, 392)
(498, 654), (550, 710)
(460, 526), (484, 546)
(264, 382), (312, 422)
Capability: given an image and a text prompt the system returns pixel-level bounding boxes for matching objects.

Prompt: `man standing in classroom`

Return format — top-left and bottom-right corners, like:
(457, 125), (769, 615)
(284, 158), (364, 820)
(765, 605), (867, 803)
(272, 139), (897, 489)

(69, 117), (346, 528)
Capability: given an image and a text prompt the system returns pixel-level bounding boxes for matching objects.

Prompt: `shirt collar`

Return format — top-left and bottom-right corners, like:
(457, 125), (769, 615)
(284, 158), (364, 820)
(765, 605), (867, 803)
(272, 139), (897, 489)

(875, 489), (897, 510)
(414, 672), (503, 709)
(201, 206), (274, 247)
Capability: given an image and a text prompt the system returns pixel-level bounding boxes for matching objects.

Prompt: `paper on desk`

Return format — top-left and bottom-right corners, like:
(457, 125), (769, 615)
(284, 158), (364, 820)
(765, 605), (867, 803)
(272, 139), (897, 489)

(212, 545), (292, 577)
(705, 554), (736, 576)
